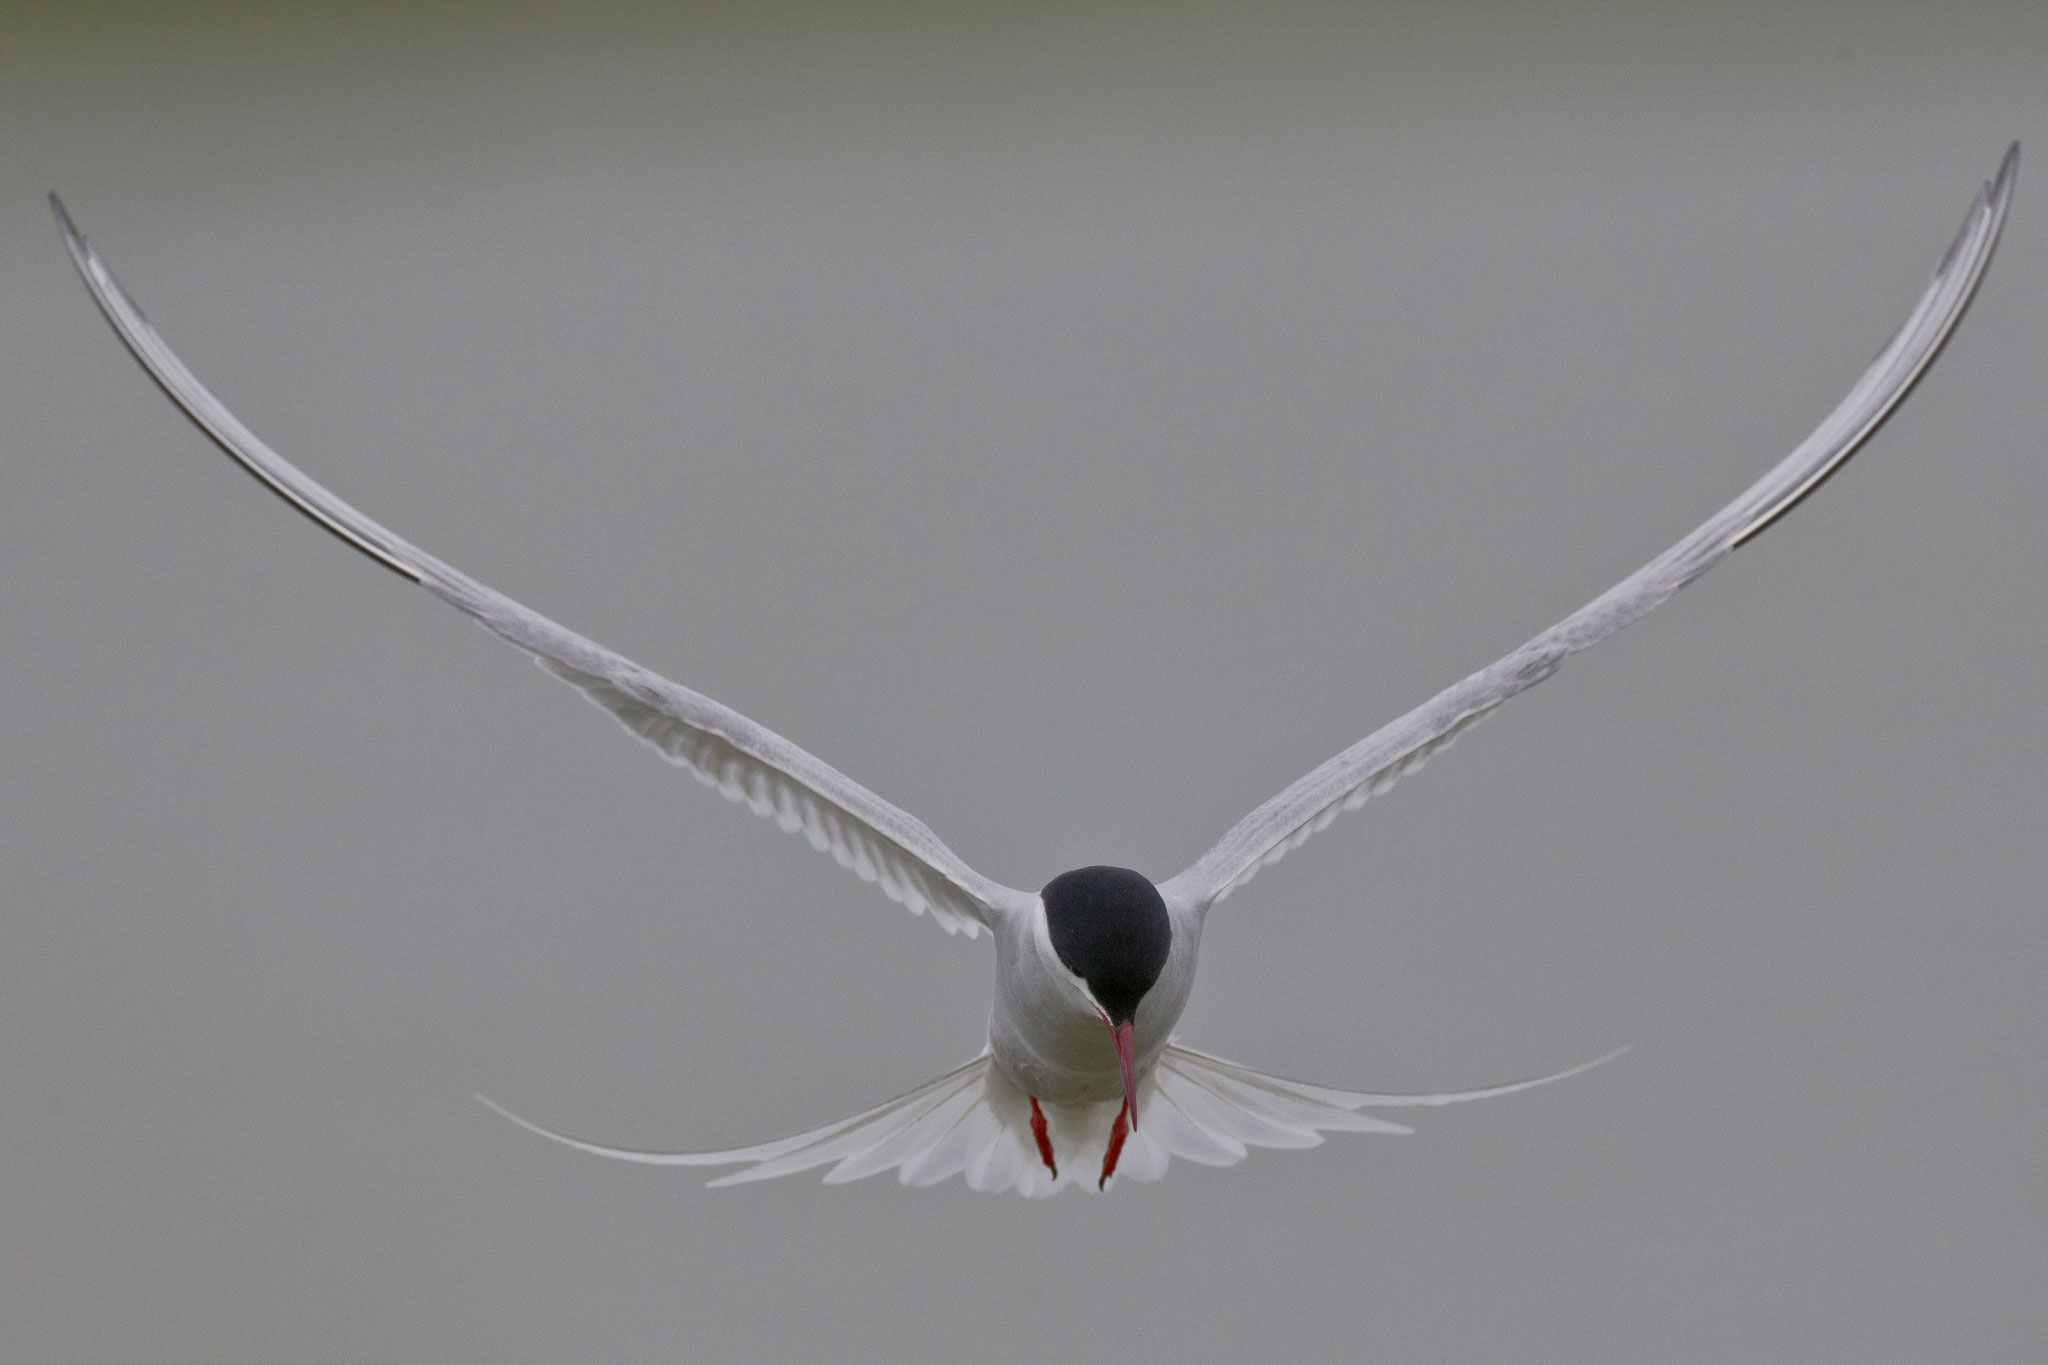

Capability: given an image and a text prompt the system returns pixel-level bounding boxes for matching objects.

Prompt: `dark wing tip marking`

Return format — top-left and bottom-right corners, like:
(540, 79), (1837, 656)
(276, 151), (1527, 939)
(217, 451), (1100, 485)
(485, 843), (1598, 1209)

(49, 191), (80, 245)
(51, 194), (424, 583)
(52, 197), (1021, 934)
(1162, 144), (2018, 913)
(1728, 141), (2017, 551)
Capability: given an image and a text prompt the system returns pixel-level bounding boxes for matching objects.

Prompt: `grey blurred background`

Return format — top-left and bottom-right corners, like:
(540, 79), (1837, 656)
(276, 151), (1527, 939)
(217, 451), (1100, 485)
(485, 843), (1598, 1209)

(4, 2), (2044, 1360)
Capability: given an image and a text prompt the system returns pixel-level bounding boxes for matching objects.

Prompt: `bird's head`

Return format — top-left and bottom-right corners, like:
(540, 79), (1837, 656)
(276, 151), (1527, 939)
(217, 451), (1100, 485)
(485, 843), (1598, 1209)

(1041, 866), (1171, 1126)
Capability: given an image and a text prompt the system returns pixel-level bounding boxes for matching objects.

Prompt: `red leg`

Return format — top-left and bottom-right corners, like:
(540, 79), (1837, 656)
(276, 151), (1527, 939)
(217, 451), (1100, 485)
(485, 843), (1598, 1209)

(1029, 1097), (1058, 1179)
(1098, 1097), (1131, 1190)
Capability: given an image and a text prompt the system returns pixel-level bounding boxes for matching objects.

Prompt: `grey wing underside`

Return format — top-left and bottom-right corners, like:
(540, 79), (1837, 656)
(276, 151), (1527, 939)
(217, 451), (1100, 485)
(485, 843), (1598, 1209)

(1162, 144), (2018, 915)
(53, 196), (1033, 938)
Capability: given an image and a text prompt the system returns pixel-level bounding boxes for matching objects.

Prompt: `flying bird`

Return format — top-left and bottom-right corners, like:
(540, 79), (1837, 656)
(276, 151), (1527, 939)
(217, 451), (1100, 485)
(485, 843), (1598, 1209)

(54, 144), (2015, 1196)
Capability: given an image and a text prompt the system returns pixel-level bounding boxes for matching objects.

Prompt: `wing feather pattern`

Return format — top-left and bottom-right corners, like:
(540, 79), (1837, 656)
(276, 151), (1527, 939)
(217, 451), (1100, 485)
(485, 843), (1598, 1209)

(52, 196), (1030, 937)
(1162, 145), (2017, 914)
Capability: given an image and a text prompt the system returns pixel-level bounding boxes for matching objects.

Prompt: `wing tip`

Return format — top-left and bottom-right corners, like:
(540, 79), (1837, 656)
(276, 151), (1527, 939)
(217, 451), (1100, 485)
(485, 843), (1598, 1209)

(1994, 140), (2020, 196)
(1964, 139), (2019, 255)
(1949, 143), (2016, 274)
(48, 191), (101, 281)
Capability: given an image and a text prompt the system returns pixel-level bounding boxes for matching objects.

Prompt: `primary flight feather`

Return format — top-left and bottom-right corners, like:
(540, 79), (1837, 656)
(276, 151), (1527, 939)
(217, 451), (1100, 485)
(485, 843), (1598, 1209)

(55, 143), (2015, 1195)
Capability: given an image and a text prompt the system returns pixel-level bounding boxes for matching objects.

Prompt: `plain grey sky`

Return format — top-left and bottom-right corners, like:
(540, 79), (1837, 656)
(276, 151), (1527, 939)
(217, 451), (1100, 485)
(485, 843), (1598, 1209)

(4, 2), (2044, 1360)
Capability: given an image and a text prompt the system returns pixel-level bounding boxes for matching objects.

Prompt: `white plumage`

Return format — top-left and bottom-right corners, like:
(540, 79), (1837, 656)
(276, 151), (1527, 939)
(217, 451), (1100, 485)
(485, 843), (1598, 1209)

(479, 1045), (1625, 1197)
(53, 144), (2015, 1195)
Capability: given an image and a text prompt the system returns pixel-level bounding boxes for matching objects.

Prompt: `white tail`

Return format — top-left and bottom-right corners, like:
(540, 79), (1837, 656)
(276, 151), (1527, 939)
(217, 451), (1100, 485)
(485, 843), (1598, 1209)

(478, 1043), (1624, 1198)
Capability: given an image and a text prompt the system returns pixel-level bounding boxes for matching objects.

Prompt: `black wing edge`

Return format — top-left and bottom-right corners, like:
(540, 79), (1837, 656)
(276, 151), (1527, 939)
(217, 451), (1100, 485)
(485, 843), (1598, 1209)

(49, 191), (423, 582)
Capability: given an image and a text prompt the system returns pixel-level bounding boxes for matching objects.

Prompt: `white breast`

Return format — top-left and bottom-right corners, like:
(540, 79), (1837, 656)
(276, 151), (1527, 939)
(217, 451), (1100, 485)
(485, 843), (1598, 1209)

(984, 895), (1202, 1105)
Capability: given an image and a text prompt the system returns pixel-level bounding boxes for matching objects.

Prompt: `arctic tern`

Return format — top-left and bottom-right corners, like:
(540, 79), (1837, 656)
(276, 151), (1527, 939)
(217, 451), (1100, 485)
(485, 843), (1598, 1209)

(54, 143), (2015, 1195)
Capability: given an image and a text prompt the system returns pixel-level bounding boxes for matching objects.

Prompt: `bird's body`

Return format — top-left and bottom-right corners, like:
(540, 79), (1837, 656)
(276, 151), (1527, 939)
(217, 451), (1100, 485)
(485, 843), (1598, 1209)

(996, 868), (1185, 1108)
(53, 144), (2017, 1195)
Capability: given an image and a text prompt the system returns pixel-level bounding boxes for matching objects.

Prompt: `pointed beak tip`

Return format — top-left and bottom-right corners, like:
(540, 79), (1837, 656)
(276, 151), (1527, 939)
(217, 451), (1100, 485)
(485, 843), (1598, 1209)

(1108, 1017), (1140, 1132)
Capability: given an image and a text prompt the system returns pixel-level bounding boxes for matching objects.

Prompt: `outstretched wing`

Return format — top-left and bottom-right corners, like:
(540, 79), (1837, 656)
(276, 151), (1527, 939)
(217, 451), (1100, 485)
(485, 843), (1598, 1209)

(53, 197), (1034, 938)
(1162, 144), (2017, 915)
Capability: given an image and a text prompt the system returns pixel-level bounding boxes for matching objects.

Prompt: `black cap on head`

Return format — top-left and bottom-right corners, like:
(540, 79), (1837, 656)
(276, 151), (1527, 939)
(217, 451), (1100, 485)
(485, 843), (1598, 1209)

(1041, 866), (1171, 1024)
